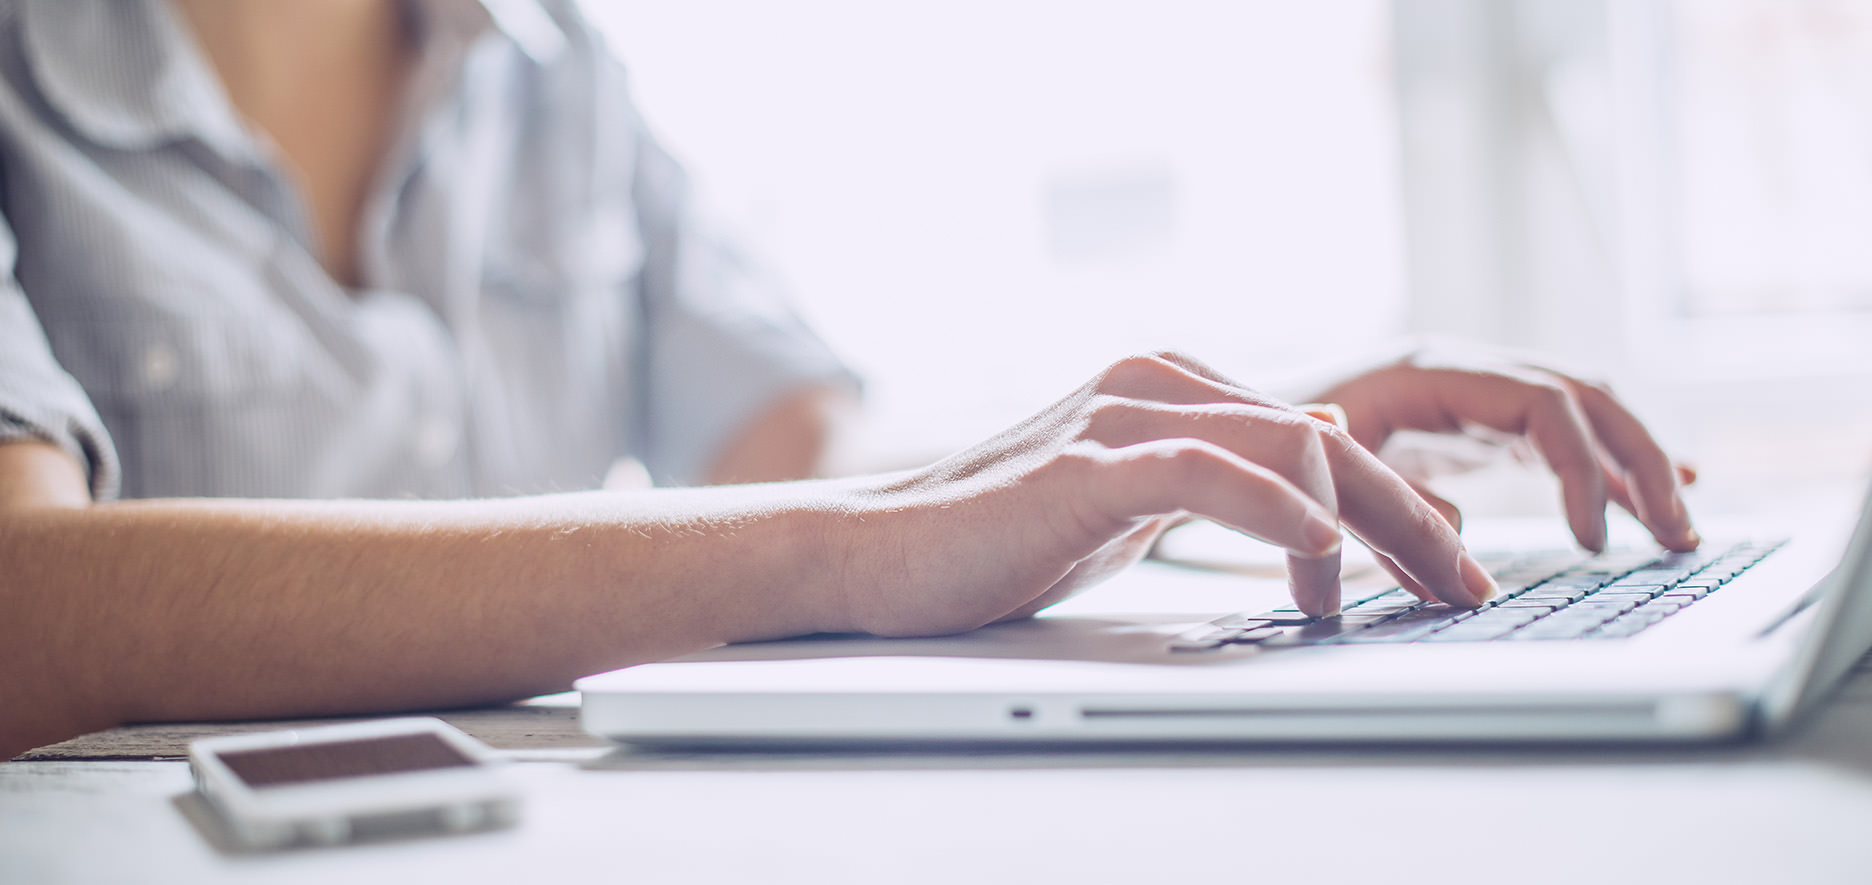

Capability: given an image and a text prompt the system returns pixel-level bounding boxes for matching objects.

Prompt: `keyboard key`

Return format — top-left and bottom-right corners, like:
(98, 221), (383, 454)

(1514, 551), (1589, 569)
(1539, 578), (1611, 593)
(1338, 607), (1469, 643)
(1233, 610), (1318, 626)
(1224, 626), (1286, 644)
(1495, 599), (1562, 611)
(1259, 618), (1383, 646)
(1572, 598), (1640, 614)
(1388, 603), (1469, 621)
(1513, 621), (1601, 640)
(1515, 593), (1589, 607)
(1345, 601), (1419, 617)
(1180, 541), (1770, 649)
(1525, 584), (1594, 600)
(1465, 608), (1544, 627)
(1587, 591), (1661, 604)
(1590, 620), (1653, 639)
(1603, 582), (1670, 595)
(1618, 568), (1695, 585)
(1423, 622), (1519, 642)
(1170, 622), (1296, 649)
(1175, 625), (1241, 641)
(1210, 614), (1280, 631)
(1616, 548), (1672, 564)
(1340, 613), (1396, 625)
(1530, 610), (1617, 631)
(1496, 571), (1563, 588)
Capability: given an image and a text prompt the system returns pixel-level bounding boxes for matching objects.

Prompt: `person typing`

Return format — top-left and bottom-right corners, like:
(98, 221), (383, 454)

(0, 0), (1697, 758)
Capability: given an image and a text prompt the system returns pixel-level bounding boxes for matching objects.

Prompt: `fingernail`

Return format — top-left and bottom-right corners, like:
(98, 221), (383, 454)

(1293, 584), (1341, 619)
(1298, 402), (1349, 433)
(1457, 552), (1497, 606)
(1302, 512), (1342, 557)
(1671, 494), (1699, 549)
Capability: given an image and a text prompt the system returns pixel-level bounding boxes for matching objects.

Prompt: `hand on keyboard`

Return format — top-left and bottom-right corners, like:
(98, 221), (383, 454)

(1169, 543), (1779, 651)
(1301, 347), (1702, 572)
(837, 345), (1702, 639)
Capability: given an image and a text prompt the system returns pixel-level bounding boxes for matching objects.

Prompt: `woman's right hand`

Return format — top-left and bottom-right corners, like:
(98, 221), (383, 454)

(827, 351), (1498, 637)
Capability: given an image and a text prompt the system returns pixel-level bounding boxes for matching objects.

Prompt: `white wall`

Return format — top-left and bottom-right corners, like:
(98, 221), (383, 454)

(587, 0), (1872, 524)
(586, 1), (1406, 455)
(1392, 0), (1872, 520)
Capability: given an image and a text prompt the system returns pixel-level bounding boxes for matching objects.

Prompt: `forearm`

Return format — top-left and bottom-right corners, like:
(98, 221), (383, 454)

(2, 485), (846, 755)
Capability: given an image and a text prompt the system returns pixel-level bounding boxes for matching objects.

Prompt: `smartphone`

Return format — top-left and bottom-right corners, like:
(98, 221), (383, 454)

(189, 717), (521, 850)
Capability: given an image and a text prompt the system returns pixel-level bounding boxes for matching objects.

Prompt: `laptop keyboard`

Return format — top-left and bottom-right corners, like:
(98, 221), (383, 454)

(1169, 540), (1784, 652)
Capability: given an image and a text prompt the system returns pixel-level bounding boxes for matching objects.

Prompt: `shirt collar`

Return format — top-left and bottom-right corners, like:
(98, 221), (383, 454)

(19, 0), (566, 153)
(469, 0), (568, 64)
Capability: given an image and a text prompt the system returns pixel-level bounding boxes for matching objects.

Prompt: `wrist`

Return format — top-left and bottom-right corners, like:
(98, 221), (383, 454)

(804, 471), (916, 637)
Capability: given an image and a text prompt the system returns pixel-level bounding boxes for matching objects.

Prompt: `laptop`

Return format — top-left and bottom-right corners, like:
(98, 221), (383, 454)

(577, 479), (1872, 747)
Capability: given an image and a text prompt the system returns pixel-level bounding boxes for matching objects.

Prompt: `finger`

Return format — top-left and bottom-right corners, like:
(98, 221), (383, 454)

(1083, 399), (1338, 507)
(1357, 475), (1454, 603)
(1091, 439), (1345, 617)
(1286, 548), (1345, 617)
(1561, 379), (1698, 551)
(1085, 381), (1489, 608)
(1085, 359), (1490, 606)
(1603, 464), (1640, 519)
(1407, 479), (1462, 533)
(1605, 465), (1702, 541)
(1320, 437), (1494, 608)
(1289, 404), (1358, 614)
(1388, 369), (1610, 552)
(1356, 481), (1454, 603)
(1091, 438), (1343, 561)
(1366, 545), (1438, 604)
(1147, 349), (1253, 390)
(1083, 399), (1347, 614)
(1096, 351), (1284, 409)
(1298, 402), (1351, 442)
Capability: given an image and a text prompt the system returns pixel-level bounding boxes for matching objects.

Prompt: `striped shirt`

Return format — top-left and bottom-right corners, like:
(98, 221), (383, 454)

(0, 0), (852, 500)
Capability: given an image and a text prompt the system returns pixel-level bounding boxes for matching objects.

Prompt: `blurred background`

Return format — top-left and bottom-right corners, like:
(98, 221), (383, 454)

(588, 0), (1872, 525)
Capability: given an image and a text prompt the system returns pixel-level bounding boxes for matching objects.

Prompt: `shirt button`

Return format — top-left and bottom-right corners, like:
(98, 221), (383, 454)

(414, 417), (460, 469)
(139, 343), (180, 392)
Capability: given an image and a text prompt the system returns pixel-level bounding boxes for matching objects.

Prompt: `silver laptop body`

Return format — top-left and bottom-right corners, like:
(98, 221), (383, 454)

(577, 484), (1872, 747)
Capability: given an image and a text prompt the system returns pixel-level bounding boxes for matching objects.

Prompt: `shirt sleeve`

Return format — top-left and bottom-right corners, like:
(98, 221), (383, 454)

(623, 97), (859, 488)
(0, 207), (120, 499)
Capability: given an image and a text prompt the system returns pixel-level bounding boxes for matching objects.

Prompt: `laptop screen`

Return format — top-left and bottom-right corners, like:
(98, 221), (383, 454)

(1764, 477), (1872, 730)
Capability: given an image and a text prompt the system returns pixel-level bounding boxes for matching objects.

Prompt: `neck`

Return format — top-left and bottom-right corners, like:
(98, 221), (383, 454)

(169, 0), (410, 110)
(166, 0), (417, 289)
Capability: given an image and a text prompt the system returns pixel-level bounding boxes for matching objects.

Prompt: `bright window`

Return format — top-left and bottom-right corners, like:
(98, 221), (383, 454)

(1669, 0), (1872, 317)
(590, 1), (1405, 453)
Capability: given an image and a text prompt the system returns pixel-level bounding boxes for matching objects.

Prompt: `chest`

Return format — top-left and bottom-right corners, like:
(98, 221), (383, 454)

(3, 75), (643, 499)
(230, 65), (411, 289)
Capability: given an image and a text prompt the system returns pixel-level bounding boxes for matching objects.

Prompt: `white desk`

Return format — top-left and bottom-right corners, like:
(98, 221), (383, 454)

(9, 550), (1872, 884)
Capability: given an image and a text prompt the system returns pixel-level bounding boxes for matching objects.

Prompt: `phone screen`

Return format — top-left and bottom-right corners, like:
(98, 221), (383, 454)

(218, 732), (476, 788)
